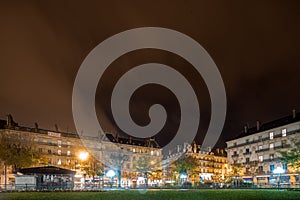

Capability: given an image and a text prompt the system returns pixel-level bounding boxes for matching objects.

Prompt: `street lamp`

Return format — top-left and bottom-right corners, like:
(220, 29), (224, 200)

(78, 152), (89, 161)
(273, 166), (285, 190)
(78, 152), (89, 188)
(179, 173), (187, 185)
(106, 169), (116, 188)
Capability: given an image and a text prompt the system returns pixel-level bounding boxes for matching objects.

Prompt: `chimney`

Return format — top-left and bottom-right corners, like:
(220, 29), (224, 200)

(34, 122), (39, 132)
(292, 109), (296, 119)
(6, 114), (12, 128)
(207, 146), (211, 152)
(244, 125), (248, 133)
(256, 120), (260, 131)
(54, 124), (59, 132)
(220, 149), (224, 155)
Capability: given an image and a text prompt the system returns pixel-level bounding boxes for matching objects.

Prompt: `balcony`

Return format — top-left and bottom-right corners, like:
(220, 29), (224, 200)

(231, 154), (239, 158)
(255, 148), (269, 153)
(227, 130), (300, 149)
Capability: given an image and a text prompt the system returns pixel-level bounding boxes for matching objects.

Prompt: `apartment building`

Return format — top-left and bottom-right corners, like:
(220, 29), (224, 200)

(226, 110), (300, 186)
(0, 115), (162, 188)
(163, 143), (228, 184)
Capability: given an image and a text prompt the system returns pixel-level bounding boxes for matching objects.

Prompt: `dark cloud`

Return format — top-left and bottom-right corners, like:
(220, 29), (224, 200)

(0, 0), (299, 148)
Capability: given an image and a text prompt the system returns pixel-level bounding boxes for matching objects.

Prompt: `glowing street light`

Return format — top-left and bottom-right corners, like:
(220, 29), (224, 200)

(273, 166), (285, 190)
(273, 166), (285, 174)
(106, 169), (116, 178)
(106, 169), (116, 188)
(78, 152), (89, 161)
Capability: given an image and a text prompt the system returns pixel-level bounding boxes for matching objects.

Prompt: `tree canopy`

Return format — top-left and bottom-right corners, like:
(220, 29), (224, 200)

(0, 131), (44, 170)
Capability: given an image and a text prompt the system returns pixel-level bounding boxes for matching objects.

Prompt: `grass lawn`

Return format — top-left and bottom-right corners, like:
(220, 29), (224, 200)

(0, 190), (299, 200)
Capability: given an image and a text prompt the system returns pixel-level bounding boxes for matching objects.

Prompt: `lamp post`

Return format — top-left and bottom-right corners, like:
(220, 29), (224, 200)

(78, 152), (89, 188)
(179, 172), (187, 185)
(273, 166), (285, 190)
(106, 169), (116, 188)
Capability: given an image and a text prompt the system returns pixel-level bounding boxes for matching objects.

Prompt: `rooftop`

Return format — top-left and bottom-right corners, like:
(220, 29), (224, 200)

(230, 111), (300, 141)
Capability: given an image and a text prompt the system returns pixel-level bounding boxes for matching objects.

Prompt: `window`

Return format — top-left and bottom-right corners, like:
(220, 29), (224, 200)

(57, 159), (61, 165)
(282, 140), (287, 147)
(246, 158), (250, 163)
(133, 148), (136, 153)
(126, 163), (130, 169)
(282, 129), (287, 137)
(245, 139), (249, 144)
(58, 140), (62, 147)
(233, 151), (237, 155)
(259, 155), (263, 162)
(67, 150), (71, 156)
(38, 148), (43, 153)
(282, 163), (287, 170)
(246, 148), (250, 153)
(156, 151), (160, 156)
(67, 141), (71, 146)
(270, 154), (274, 160)
(48, 149), (52, 154)
(259, 136), (262, 141)
(269, 132), (274, 140)
(259, 145), (263, 150)
(67, 159), (71, 165)
(47, 139), (52, 145)
(150, 150), (154, 156)
(233, 142), (237, 147)
(269, 143), (274, 149)
(270, 165), (274, 172)
(48, 158), (52, 164)
(58, 150), (61, 155)
(258, 166), (263, 172)
(38, 138), (43, 144)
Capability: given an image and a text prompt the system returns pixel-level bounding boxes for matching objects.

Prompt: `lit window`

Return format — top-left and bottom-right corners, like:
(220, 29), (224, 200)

(67, 150), (71, 156)
(156, 151), (160, 156)
(58, 140), (62, 147)
(259, 145), (263, 150)
(150, 151), (154, 156)
(57, 159), (61, 165)
(58, 150), (61, 155)
(269, 132), (274, 140)
(270, 154), (274, 160)
(133, 148), (136, 153)
(269, 143), (274, 149)
(259, 155), (263, 162)
(282, 129), (287, 137)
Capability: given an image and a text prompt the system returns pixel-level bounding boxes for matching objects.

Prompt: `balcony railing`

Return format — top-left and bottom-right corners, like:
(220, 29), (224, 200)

(227, 130), (299, 149)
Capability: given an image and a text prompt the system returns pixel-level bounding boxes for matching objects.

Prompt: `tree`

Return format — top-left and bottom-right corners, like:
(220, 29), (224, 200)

(109, 151), (129, 188)
(0, 131), (44, 189)
(80, 156), (103, 188)
(278, 139), (300, 172)
(228, 164), (244, 188)
(133, 155), (156, 187)
(173, 155), (198, 183)
(0, 132), (43, 169)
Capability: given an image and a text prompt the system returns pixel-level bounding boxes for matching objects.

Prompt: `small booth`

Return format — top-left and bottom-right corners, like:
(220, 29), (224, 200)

(17, 166), (75, 190)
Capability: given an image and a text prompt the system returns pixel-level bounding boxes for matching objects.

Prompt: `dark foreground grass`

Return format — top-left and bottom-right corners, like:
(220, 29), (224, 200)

(0, 190), (299, 200)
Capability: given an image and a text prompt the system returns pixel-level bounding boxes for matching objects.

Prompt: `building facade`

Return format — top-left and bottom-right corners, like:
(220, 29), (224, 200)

(0, 115), (162, 188)
(226, 111), (300, 187)
(162, 143), (228, 185)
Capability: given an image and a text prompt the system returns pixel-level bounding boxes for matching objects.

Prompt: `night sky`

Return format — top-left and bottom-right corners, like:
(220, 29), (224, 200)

(0, 0), (299, 149)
